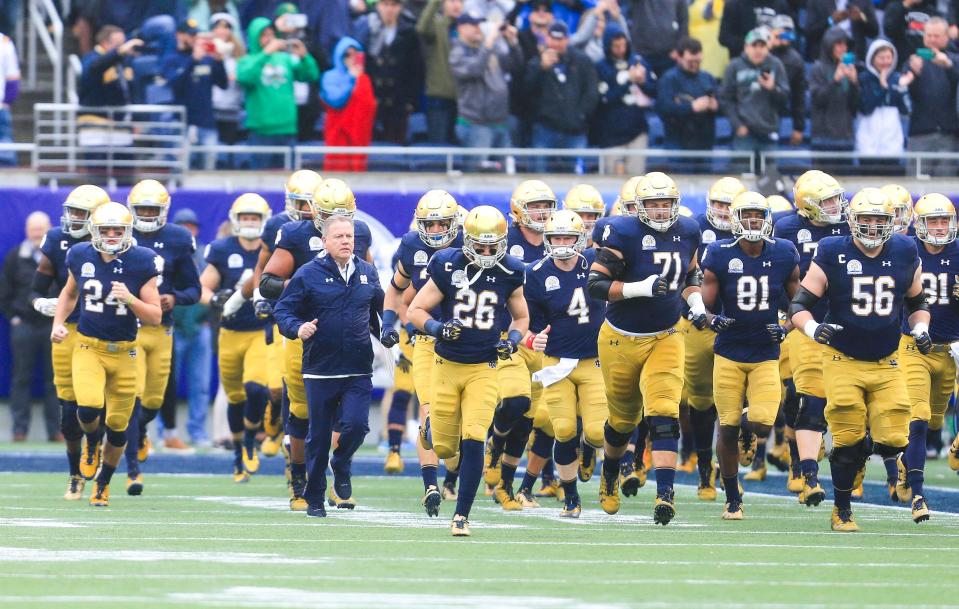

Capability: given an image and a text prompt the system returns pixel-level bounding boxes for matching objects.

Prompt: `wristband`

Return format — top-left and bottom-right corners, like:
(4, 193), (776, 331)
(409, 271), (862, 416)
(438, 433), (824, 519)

(424, 319), (442, 338)
(508, 329), (523, 347)
(525, 333), (536, 349)
(686, 292), (705, 315)
(911, 322), (929, 335)
(126, 295), (135, 305)
(803, 319), (819, 339)
(382, 309), (399, 328)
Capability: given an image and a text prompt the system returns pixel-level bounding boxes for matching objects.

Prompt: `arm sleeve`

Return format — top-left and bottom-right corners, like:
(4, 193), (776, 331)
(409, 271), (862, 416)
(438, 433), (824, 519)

(416, 0), (443, 38)
(369, 267), (385, 336)
(172, 248), (201, 306)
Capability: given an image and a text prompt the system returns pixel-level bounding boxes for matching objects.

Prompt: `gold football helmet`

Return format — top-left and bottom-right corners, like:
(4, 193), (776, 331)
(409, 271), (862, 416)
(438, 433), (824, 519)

(510, 179), (557, 232)
(229, 193), (272, 240)
(415, 190), (460, 248)
(311, 178), (357, 232)
(730, 191), (773, 242)
(562, 184), (605, 232)
(880, 184), (913, 233)
(847, 187), (894, 249)
(63, 184), (110, 238)
(90, 202), (135, 255)
(617, 176), (643, 217)
(127, 179), (171, 233)
(544, 209), (587, 260)
(463, 205), (508, 269)
(284, 169), (322, 221)
(766, 194), (794, 214)
(635, 171), (681, 232)
(706, 176), (747, 231)
(794, 170), (845, 224)
(914, 193), (957, 246)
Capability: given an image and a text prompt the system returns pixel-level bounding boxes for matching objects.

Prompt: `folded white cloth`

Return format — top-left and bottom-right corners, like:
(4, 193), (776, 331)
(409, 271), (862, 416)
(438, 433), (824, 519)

(532, 357), (579, 388)
(949, 341), (959, 366)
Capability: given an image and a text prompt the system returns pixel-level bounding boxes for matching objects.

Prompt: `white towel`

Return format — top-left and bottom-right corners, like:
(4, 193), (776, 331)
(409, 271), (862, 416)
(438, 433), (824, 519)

(950, 341), (959, 367)
(532, 358), (579, 388)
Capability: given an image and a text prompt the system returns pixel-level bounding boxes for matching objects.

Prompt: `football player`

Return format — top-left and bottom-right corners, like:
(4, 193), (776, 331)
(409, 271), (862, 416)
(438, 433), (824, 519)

(31, 185), (110, 499)
(380, 190), (461, 516)
(895, 193), (959, 522)
(526, 210), (607, 517)
(588, 171), (704, 525)
(700, 192), (800, 519)
(200, 194), (273, 483)
(408, 206), (528, 537)
(50, 202), (162, 507)
(790, 187), (929, 531)
(123, 179), (200, 495)
(682, 177), (746, 500)
(882, 184), (914, 235)
(773, 170), (849, 503)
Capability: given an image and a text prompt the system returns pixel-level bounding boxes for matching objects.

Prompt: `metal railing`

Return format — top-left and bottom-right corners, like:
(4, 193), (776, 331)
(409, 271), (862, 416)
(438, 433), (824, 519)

(66, 54), (81, 105)
(33, 103), (188, 186)
(26, 0), (63, 103)
(760, 150), (959, 180)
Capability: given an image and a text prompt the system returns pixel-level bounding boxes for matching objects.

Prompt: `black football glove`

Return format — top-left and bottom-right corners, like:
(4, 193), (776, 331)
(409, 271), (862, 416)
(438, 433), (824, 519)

(813, 322), (843, 345)
(913, 330), (933, 355)
(253, 299), (273, 320)
(766, 324), (787, 344)
(440, 319), (464, 342)
(688, 309), (708, 330)
(210, 288), (235, 309)
(709, 315), (736, 333)
(496, 337), (518, 360)
(397, 353), (412, 373)
(380, 325), (400, 348)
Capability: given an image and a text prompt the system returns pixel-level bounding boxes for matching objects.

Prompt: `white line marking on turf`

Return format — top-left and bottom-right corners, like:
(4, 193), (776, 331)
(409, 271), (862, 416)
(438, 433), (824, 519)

(0, 548), (327, 564)
(474, 505), (707, 527)
(0, 518), (83, 528)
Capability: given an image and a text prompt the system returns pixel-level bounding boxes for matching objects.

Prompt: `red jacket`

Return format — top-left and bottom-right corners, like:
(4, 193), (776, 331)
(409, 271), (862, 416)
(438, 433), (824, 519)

(323, 73), (376, 172)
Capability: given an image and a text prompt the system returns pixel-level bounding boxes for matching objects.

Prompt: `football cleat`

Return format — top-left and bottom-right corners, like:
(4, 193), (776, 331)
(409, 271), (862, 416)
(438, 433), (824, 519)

(786, 469), (804, 493)
(535, 479), (563, 500)
(852, 461), (868, 489)
(653, 491), (676, 525)
(242, 447), (260, 475)
(263, 401), (280, 438)
(719, 475), (745, 497)
(677, 453), (698, 474)
(89, 482), (109, 507)
(451, 515), (471, 537)
(138, 433), (151, 463)
(442, 482), (458, 501)
(494, 481), (522, 511)
(744, 465), (767, 482)
(887, 483), (900, 502)
(895, 455), (913, 503)
(483, 483), (494, 497)
(516, 488), (540, 508)
(799, 479), (826, 507)
(64, 475), (85, 500)
(722, 500), (744, 520)
(738, 430), (757, 467)
(948, 437), (959, 470)
(260, 434), (281, 458)
(306, 503), (327, 518)
(851, 484), (863, 500)
(483, 439), (502, 486)
(423, 485), (442, 517)
(126, 474), (144, 496)
(911, 495), (930, 523)
(560, 496), (582, 518)
(831, 506), (859, 532)
(384, 450), (404, 475)
(620, 460), (642, 498)
(290, 474), (308, 512)
(79, 436), (101, 480)
(766, 443), (791, 472)
(599, 475), (621, 515)
(232, 463), (250, 483)
(327, 488), (356, 510)
(418, 417), (433, 451)
(579, 446), (596, 482)
(698, 463), (717, 501)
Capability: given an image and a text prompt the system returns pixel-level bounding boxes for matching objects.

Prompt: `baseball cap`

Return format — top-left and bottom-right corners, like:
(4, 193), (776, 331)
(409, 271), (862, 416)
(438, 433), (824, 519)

(745, 27), (769, 45)
(177, 18), (200, 35)
(548, 22), (569, 39)
(771, 14), (794, 30)
(172, 208), (199, 226)
(274, 2), (299, 16)
(210, 12), (237, 30)
(456, 13), (485, 26)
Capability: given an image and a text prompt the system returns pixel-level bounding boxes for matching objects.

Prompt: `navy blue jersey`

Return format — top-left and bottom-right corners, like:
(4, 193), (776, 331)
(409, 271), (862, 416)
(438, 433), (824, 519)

(593, 216), (613, 248)
(772, 209), (797, 226)
(276, 219), (325, 271)
(427, 248), (525, 364)
(507, 225), (547, 263)
(696, 214), (734, 259)
(597, 215), (702, 334)
(774, 213), (849, 319)
(702, 238), (799, 363)
(133, 223), (199, 326)
(525, 249), (606, 359)
(40, 226), (85, 324)
(901, 238), (959, 344)
(205, 237), (265, 331)
(815, 234), (919, 360)
(67, 243), (160, 342)
(393, 231), (464, 326)
(262, 211), (292, 254)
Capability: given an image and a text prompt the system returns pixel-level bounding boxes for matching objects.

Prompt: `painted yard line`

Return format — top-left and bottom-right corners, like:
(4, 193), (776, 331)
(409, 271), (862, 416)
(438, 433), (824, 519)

(0, 548), (328, 564)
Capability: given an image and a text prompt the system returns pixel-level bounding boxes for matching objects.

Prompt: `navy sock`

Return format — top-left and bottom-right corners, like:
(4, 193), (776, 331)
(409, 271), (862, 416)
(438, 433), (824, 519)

(67, 450), (81, 476)
(561, 479), (578, 501)
(233, 442), (243, 466)
(680, 426), (695, 461)
(788, 439), (801, 476)
(124, 402), (142, 467)
(883, 456), (899, 484)
(444, 469), (459, 487)
(388, 429), (403, 452)
(421, 464), (438, 491)
(97, 462), (116, 486)
(832, 463), (855, 510)
(291, 461), (306, 478)
(520, 471), (538, 492)
(754, 441), (767, 469)
(722, 475), (741, 503)
(243, 428), (257, 458)
(907, 420), (928, 497)
(501, 462), (517, 488)
(690, 406), (716, 470)
(453, 439), (484, 519)
(655, 467), (676, 496)
(800, 459), (819, 485)
(580, 442), (595, 465)
(85, 426), (103, 449)
(541, 458), (555, 483)
(635, 419), (649, 455)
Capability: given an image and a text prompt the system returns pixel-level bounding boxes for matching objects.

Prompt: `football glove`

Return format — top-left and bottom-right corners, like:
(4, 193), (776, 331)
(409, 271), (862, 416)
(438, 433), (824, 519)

(210, 288), (234, 309)
(911, 323), (933, 355)
(687, 309), (708, 330)
(766, 324), (787, 344)
(813, 322), (843, 345)
(32, 297), (58, 317)
(253, 299), (273, 319)
(622, 274), (669, 299)
(380, 325), (400, 348)
(709, 315), (736, 333)
(496, 337), (518, 360)
(221, 290), (248, 319)
(397, 353), (412, 373)
(439, 319), (463, 342)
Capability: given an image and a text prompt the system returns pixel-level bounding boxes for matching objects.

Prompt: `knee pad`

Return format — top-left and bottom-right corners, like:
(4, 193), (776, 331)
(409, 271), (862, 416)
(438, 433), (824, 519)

(227, 402), (245, 434)
(689, 406), (717, 429)
(388, 391), (411, 426)
(647, 415), (680, 452)
(530, 426), (554, 458)
(105, 426), (127, 448)
(60, 401), (83, 441)
(635, 417), (649, 441)
(139, 400), (160, 425)
(494, 396), (531, 431)
(873, 441), (904, 458)
(830, 439), (868, 469)
(244, 382), (268, 424)
(77, 406), (101, 425)
(794, 394), (827, 432)
(782, 380), (799, 426)
(746, 422), (773, 437)
(504, 417), (533, 457)
(553, 437), (578, 466)
(286, 413), (308, 439)
(605, 421), (632, 448)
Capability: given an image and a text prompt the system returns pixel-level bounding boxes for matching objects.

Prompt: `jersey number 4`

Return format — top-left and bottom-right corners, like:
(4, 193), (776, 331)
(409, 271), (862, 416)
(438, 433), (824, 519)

(851, 276), (895, 316)
(567, 287), (590, 324)
(83, 279), (128, 316)
(453, 288), (498, 330)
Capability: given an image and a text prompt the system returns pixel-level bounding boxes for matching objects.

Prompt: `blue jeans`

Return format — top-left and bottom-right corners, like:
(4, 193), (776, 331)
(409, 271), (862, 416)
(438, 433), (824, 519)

(0, 107), (15, 166)
(455, 121), (511, 171)
(303, 375), (372, 506)
(174, 324), (212, 443)
(189, 126), (219, 171)
(247, 132), (295, 169)
(425, 96), (457, 144)
(531, 123), (587, 173)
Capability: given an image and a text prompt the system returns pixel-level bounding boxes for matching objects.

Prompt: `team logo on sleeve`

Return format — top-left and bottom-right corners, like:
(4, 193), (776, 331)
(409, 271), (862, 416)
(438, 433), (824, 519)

(81, 262), (95, 278)
(451, 269), (467, 288)
(846, 260), (862, 275)
(545, 276), (560, 292)
(360, 275), (368, 284)
(414, 250), (429, 266)
(642, 235), (657, 250)
(510, 245), (525, 258)
(702, 229), (716, 244)
(602, 224), (611, 242)
(728, 258), (744, 274)
(227, 254), (243, 269)
(309, 236), (323, 251)
(797, 229), (812, 244)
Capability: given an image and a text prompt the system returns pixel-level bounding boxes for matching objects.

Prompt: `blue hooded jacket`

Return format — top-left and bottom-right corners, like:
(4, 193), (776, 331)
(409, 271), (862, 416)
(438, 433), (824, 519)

(591, 24), (657, 147)
(320, 37), (363, 110)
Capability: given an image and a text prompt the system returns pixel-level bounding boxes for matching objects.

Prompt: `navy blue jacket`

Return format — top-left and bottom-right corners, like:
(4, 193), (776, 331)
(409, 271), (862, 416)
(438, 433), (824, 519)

(591, 25), (657, 147)
(162, 50), (228, 129)
(79, 46), (132, 107)
(655, 64), (718, 149)
(273, 253), (384, 377)
(907, 51), (959, 137)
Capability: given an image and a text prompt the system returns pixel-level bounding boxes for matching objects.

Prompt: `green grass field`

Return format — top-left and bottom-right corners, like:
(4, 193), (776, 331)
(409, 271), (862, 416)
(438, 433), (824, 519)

(2, 463), (959, 609)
